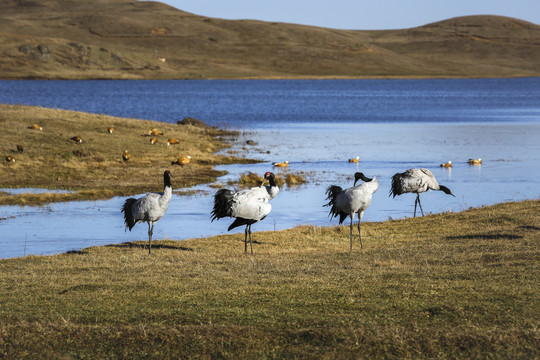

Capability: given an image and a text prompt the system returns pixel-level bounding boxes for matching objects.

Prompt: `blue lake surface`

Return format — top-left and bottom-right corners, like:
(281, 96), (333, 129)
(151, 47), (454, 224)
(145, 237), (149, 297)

(1, 78), (539, 259)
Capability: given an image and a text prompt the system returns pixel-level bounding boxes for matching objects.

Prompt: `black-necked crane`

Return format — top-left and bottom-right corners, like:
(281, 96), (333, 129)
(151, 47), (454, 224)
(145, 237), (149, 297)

(167, 138), (180, 146)
(324, 172), (378, 251)
(171, 155), (191, 167)
(121, 170), (172, 255)
(390, 168), (455, 217)
(71, 136), (82, 143)
(122, 150), (130, 162)
(211, 172), (279, 254)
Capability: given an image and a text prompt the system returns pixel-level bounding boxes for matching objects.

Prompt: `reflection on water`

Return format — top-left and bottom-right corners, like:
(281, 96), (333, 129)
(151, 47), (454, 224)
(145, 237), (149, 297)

(1, 122), (539, 259)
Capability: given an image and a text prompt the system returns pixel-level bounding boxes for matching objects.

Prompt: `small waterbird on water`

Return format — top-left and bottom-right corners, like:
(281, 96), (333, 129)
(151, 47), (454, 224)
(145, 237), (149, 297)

(390, 168), (454, 217)
(440, 161), (452, 167)
(122, 170), (172, 255)
(468, 158), (482, 165)
(273, 161), (289, 167)
(324, 172), (378, 251)
(348, 156), (360, 163)
(211, 172), (279, 254)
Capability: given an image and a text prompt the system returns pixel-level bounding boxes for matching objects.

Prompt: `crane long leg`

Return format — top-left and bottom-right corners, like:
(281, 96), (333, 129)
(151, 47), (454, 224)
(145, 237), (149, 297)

(417, 194), (425, 216)
(244, 226), (248, 253)
(349, 213), (355, 252)
(414, 195), (418, 217)
(357, 219), (363, 249)
(148, 222), (155, 255)
(248, 224), (253, 255)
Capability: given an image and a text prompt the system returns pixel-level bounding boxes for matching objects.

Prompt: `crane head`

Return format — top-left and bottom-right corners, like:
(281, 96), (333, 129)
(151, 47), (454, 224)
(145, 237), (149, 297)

(354, 172), (373, 186)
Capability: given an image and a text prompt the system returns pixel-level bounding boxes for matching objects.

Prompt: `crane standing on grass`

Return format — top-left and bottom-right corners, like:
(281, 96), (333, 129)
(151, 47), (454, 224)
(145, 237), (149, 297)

(122, 170), (172, 254)
(324, 172), (379, 251)
(211, 172), (279, 254)
(390, 168), (454, 217)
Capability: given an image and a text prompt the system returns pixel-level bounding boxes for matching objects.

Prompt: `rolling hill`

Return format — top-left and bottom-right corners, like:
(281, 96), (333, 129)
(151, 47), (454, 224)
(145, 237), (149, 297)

(0, 0), (539, 79)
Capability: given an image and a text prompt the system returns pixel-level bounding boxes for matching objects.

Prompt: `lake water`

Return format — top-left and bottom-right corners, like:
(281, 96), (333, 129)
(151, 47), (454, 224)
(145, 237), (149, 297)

(1, 79), (539, 259)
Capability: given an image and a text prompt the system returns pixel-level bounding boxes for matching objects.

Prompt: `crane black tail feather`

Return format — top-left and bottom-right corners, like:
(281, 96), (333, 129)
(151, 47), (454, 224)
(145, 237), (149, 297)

(324, 185), (343, 219)
(338, 212), (348, 225)
(211, 188), (234, 221)
(121, 198), (138, 231)
(389, 173), (403, 198)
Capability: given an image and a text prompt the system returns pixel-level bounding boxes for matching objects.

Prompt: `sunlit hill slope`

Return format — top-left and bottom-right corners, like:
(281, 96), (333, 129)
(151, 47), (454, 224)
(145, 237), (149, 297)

(0, 0), (539, 79)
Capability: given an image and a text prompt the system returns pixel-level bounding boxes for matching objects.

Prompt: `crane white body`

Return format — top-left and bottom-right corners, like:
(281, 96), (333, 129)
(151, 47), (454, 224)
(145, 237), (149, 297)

(325, 172), (378, 250)
(122, 170), (172, 254)
(211, 172), (278, 254)
(390, 168), (454, 217)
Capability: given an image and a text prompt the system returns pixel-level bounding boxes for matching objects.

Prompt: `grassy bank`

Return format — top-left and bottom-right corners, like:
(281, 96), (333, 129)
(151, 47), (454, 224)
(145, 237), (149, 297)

(0, 104), (257, 205)
(1, 200), (538, 358)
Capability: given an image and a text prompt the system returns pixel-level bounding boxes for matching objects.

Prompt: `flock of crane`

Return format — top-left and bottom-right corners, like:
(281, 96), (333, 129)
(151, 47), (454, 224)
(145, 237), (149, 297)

(122, 166), (455, 255)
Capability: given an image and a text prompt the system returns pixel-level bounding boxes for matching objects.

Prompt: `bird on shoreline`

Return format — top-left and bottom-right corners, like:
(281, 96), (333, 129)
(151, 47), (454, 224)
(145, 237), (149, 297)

(149, 128), (163, 136)
(390, 168), (454, 217)
(16, 145), (24, 153)
(324, 172), (378, 251)
(122, 150), (130, 162)
(107, 127), (114, 134)
(5, 155), (15, 163)
(167, 138), (180, 146)
(121, 170), (172, 255)
(171, 156), (191, 167)
(150, 137), (158, 145)
(211, 172), (279, 254)
(29, 124), (42, 131)
(71, 136), (82, 143)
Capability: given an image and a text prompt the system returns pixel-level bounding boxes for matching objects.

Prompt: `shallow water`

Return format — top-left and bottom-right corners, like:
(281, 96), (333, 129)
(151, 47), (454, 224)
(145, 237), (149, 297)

(1, 79), (539, 259)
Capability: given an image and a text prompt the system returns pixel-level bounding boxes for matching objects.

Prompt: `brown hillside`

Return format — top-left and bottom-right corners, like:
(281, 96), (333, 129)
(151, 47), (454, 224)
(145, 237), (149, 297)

(0, 0), (539, 79)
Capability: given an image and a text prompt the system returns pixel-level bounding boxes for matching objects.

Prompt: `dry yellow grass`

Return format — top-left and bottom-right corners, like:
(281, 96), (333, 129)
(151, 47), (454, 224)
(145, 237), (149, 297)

(0, 0), (539, 80)
(0, 104), (256, 205)
(0, 200), (538, 358)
